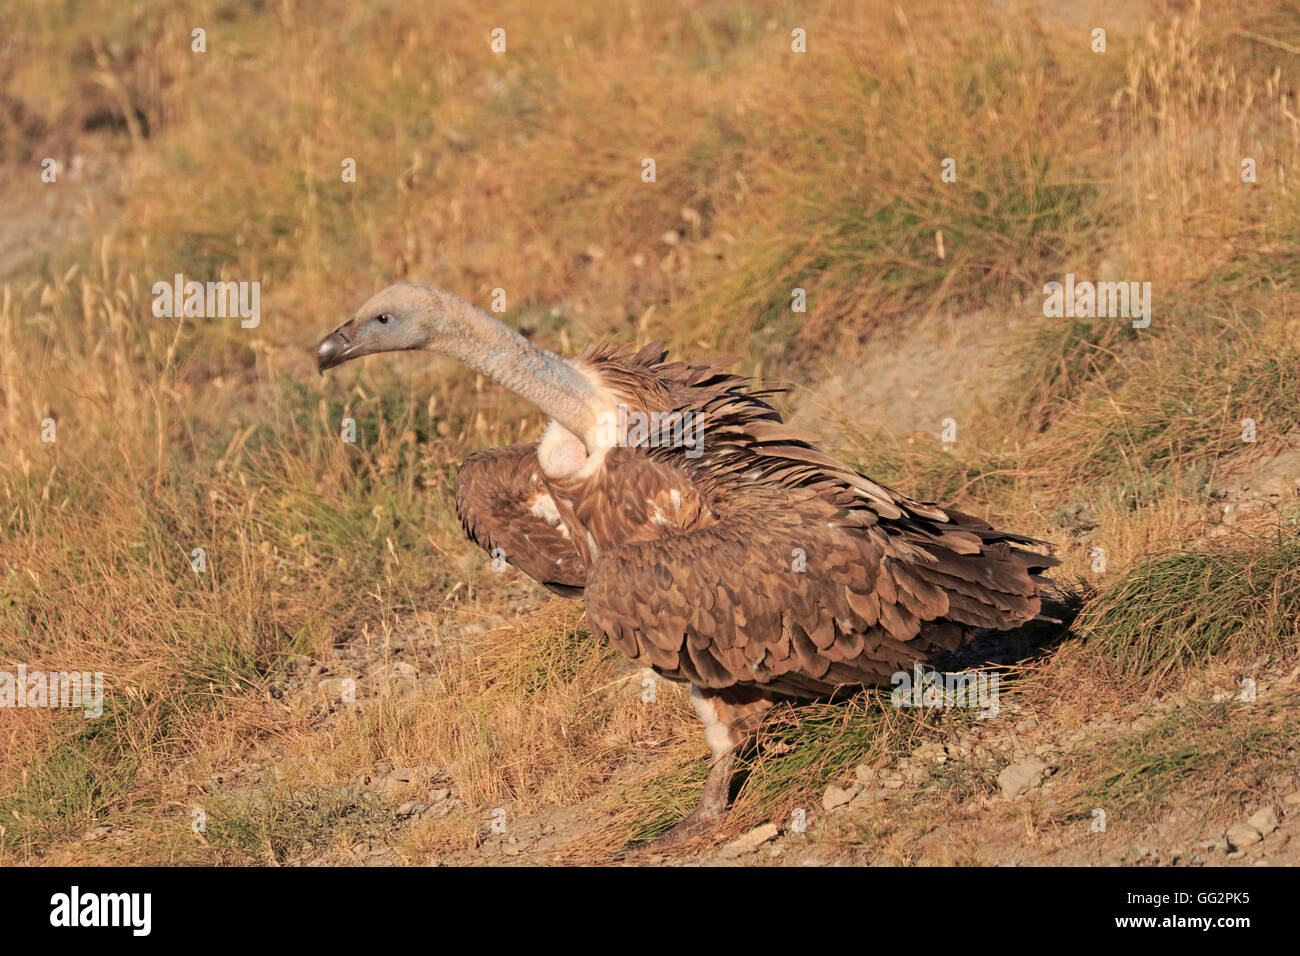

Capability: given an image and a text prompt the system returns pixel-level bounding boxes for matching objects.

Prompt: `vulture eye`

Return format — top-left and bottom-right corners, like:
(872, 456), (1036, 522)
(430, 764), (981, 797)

(377, 313), (392, 325)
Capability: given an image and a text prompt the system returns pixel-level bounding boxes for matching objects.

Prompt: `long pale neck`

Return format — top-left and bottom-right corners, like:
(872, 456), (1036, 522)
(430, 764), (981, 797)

(430, 290), (600, 439)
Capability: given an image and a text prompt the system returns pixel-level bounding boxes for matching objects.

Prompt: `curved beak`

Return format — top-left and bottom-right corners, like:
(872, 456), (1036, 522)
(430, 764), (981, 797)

(316, 322), (355, 374)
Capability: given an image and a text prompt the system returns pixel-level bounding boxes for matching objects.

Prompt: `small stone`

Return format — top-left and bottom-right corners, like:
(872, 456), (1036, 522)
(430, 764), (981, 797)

(914, 741), (946, 760)
(998, 760), (1048, 800)
(1226, 823), (1263, 850)
(1282, 791), (1300, 806)
(1246, 806), (1278, 836)
(722, 823), (780, 857)
(823, 784), (858, 812)
(1015, 718), (1039, 733)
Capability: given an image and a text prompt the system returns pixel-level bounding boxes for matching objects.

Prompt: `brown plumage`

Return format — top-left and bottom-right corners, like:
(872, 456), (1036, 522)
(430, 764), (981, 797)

(317, 284), (1057, 848)
(456, 444), (587, 598)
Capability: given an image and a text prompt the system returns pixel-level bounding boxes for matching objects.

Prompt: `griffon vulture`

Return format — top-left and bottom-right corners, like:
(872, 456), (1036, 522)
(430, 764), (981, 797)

(316, 284), (1056, 848)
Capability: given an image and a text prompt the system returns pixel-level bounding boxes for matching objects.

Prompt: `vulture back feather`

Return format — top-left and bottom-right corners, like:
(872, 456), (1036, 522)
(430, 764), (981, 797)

(457, 341), (1057, 698)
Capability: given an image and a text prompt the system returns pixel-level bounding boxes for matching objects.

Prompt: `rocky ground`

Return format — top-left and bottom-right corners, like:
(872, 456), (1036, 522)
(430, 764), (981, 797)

(177, 591), (1297, 867)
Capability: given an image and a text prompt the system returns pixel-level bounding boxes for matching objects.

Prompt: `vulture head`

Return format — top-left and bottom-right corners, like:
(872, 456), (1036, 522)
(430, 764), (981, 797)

(316, 283), (605, 442)
(316, 283), (453, 373)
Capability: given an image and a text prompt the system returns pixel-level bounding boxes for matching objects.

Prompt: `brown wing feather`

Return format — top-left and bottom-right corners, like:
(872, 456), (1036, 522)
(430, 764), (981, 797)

(455, 444), (587, 597)
(584, 481), (1051, 695)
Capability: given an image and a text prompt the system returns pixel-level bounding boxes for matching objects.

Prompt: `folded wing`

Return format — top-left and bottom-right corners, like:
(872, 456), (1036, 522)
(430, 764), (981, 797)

(584, 482), (1053, 696)
(456, 443), (588, 597)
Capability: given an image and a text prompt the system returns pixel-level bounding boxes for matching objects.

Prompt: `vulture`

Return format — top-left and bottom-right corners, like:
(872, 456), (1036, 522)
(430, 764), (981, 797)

(316, 284), (1056, 848)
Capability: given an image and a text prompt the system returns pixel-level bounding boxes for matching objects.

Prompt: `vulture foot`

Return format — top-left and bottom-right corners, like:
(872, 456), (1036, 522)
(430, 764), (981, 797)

(625, 749), (735, 854)
(618, 686), (776, 858)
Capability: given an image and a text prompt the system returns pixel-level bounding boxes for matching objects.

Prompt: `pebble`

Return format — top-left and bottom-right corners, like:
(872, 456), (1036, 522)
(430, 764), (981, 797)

(823, 784), (857, 811)
(998, 759), (1048, 800)
(1225, 823), (1262, 850)
(720, 823), (781, 859)
(1246, 806), (1278, 836)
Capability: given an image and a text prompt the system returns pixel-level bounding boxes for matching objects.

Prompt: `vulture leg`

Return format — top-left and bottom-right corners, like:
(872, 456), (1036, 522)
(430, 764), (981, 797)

(636, 685), (776, 851)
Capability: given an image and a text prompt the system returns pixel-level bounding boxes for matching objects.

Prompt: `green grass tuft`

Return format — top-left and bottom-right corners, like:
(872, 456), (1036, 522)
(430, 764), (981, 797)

(1074, 536), (1300, 683)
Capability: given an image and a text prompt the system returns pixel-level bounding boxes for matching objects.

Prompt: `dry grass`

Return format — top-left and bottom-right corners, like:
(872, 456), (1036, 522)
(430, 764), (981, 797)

(1059, 692), (1300, 828)
(1, 0), (1298, 864)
